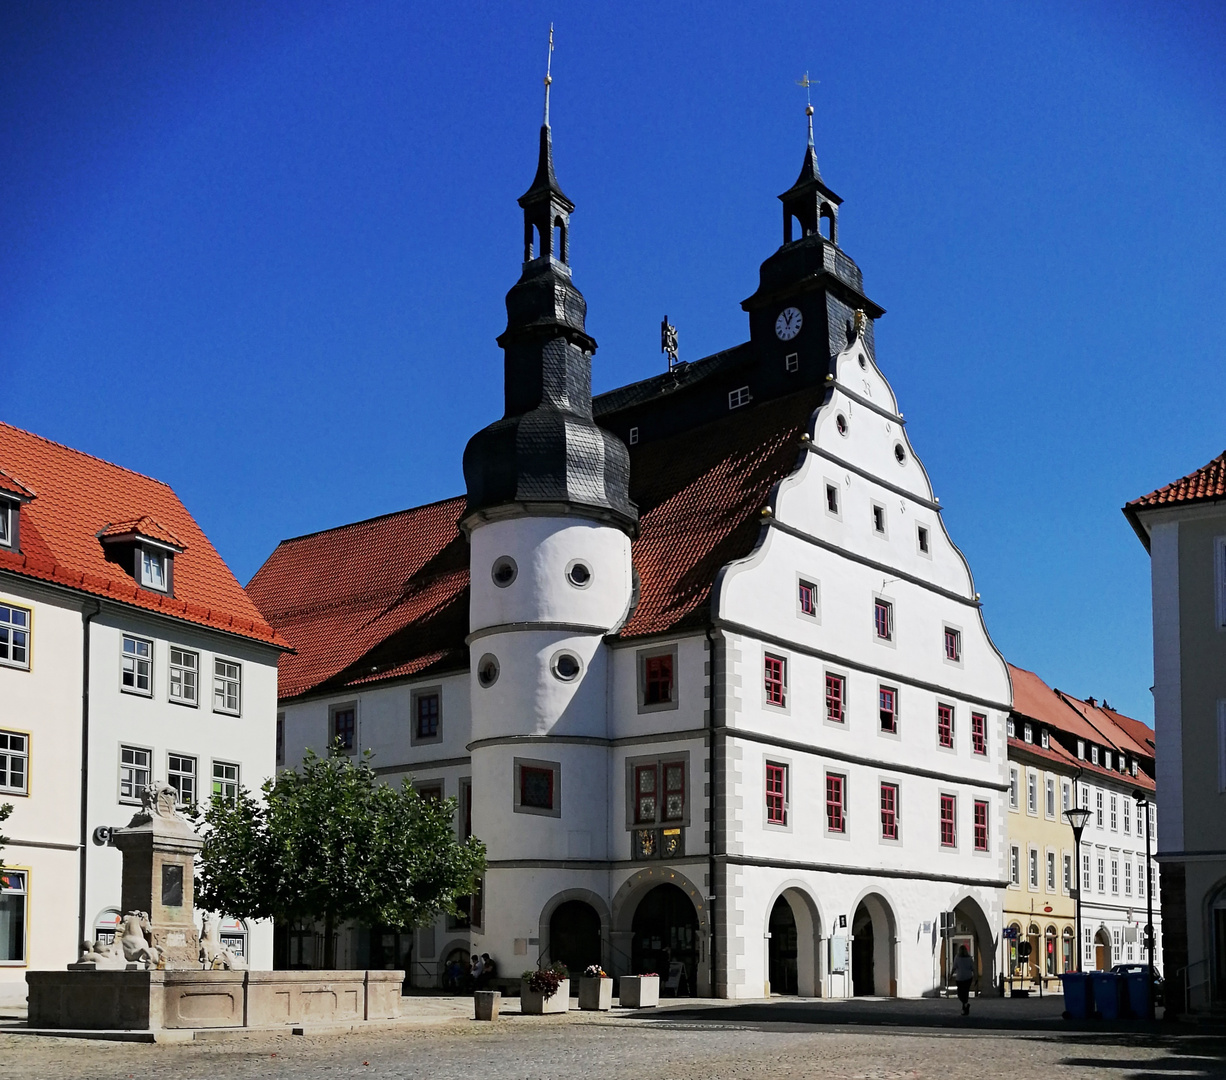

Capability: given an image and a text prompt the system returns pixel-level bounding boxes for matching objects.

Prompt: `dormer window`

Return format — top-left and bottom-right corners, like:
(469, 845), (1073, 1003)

(1104, 750), (1113, 771)
(1091, 745), (1100, 766)
(0, 501), (11, 548)
(1041, 729), (1050, 750)
(141, 548), (167, 592)
(1023, 723), (1032, 744)
(1077, 739), (1085, 760)
(98, 517), (184, 598)
(0, 474), (33, 553)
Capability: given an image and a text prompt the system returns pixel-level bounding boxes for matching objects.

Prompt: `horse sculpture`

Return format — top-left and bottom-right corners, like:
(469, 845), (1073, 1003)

(199, 912), (246, 970)
(117, 911), (164, 968)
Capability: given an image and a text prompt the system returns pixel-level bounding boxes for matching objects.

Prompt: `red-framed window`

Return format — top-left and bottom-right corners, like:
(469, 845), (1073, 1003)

(944, 626), (961, 662)
(644, 654), (673, 705)
(880, 782), (899, 840)
(874, 598), (892, 640)
(937, 703), (955, 748)
(940, 794), (957, 847)
(825, 674), (845, 723)
(662, 761), (685, 821)
(798, 580), (817, 617)
(971, 712), (987, 756)
(634, 764), (657, 824)
(520, 766), (554, 810)
(764, 655), (786, 707)
(765, 764), (787, 824)
(879, 686), (897, 733)
(826, 773), (846, 833)
(973, 799), (989, 851)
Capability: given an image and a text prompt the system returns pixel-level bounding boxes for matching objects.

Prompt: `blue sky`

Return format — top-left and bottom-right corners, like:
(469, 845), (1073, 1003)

(4, 1), (1225, 721)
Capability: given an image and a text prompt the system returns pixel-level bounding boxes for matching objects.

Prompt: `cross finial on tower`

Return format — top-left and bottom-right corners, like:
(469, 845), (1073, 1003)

(796, 71), (818, 147)
(543, 24), (555, 126)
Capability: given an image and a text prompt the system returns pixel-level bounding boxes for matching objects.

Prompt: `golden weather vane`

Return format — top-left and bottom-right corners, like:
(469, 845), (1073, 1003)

(796, 70), (819, 143)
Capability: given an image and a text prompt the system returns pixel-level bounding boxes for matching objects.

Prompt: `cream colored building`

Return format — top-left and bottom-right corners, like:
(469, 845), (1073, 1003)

(1005, 665), (1159, 989)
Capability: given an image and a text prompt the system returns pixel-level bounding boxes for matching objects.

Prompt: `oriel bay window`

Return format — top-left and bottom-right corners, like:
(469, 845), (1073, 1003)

(629, 756), (687, 859)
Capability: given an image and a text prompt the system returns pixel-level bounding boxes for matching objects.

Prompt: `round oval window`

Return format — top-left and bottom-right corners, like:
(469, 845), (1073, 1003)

(566, 560), (592, 588)
(894, 443), (907, 465)
(477, 654), (500, 688)
(836, 414), (848, 436)
(491, 556), (517, 587)
(552, 651), (582, 681)
(858, 352), (867, 369)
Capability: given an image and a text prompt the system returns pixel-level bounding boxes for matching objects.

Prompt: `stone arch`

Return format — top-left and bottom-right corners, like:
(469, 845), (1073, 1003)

(820, 202), (837, 244)
(763, 880), (823, 997)
(944, 889), (997, 990)
(611, 867), (708, 994)
(538, 888), (611, 973)
(437, 937), (471, 989)
(848, 887), (899, 997)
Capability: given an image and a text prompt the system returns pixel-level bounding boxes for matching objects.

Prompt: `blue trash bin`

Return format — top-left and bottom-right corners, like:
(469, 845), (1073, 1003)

(1089, 972), (1124, 1019)
(1123, 970), (1151, 1018)
(1060, 972), (1093, 1019)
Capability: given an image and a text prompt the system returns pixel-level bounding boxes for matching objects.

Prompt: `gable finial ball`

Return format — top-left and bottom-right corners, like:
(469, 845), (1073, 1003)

(806, 104), (814, 117)
(825, 373), (834, 382)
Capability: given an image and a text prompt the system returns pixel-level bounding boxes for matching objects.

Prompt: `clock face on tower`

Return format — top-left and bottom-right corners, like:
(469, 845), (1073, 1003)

(775, 307), (803, 341)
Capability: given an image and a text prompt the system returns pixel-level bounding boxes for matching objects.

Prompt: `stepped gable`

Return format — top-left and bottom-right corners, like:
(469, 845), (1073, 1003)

(0, 422), (284, 646)
(252, 388), (823, 700)
(245, 496), (470, 700)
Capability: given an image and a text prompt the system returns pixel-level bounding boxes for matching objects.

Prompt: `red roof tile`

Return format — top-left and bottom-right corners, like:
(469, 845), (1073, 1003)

(1127, 450), (1226, 512)
(98, 515), (186, 551)
(0, 423), (285, 648)
(0, 469), (34, 500)
(249, 390), (822, 701)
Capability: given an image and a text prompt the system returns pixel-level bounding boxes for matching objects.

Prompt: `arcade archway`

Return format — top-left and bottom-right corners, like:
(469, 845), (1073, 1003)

(548, 900), (602, 977)
(851, 893), (897, 997)
(631, 884), (699, 995)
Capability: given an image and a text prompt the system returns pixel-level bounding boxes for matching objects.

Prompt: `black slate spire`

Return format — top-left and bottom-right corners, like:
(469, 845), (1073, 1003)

(461, 68), (636, 535)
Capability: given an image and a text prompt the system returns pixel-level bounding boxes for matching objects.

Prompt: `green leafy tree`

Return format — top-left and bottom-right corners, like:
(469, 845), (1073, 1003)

(190, 747), (485, 968)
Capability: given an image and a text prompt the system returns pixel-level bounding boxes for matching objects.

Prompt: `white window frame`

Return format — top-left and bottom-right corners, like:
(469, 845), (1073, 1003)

(212, 657), (242, 716)
(119, 744), (152, 804)
(1045, 775), (1056, 819)
(728, 386), (751, 409)
(1110, 794), (1118, 831)
(0, 730), (29, 795)
(0, 501), (10, 549)
(139, 547), (167, 592)
(1096, 789), (1104, 828)
(1062, 779), (1071, 814)
(1010, 844), (1020, 887)
(121, 635), (153, 697)
(168, 646), (199, 707)
(211, 760), (240, 803)
(1124, 859), (1133, 896)
(1008, 766), (1019, 811)
(1063, 852), (1073, 895)
(1046, 849), (1056, 892)
(1028, 846), (1039, 890)
(1027, 770), (1038, 815)
(0, 602), (31, 671)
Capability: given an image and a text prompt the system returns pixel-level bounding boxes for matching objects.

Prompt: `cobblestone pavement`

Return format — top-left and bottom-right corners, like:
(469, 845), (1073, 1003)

(4, 1000), (1224, 1080)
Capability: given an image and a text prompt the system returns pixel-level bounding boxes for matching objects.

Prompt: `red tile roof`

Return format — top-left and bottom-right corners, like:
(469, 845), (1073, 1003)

(98, 515), (186, 551)
(0, 469), (34, 500)
(249, 390), (822, 701)
(0, 423), (286, 647)
(1124, 450), (1226, 547)
(1006, 663), (1155, 791)
(246, 497), (471, 700)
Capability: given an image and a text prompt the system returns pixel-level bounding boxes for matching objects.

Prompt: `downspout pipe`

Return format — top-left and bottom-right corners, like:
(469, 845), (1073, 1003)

(705, 624), (719, 998)
(77, 600), (101, 950)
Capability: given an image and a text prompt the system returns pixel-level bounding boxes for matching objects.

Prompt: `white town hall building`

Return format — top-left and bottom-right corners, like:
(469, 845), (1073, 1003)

(250, 94), (1013, 999)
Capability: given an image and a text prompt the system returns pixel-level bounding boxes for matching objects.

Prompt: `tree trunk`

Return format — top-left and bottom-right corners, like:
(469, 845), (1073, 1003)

(324, 910), (335, 970)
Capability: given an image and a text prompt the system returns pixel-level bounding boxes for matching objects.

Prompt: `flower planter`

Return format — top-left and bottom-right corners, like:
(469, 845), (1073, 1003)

(473, 990), (501, 1021)
(618, 974), (660, 1008)
(578, 976), (613, 1011)
(520, 978), (570, 1014)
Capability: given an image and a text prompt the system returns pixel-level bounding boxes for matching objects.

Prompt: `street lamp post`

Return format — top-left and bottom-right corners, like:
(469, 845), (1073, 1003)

(1063, 806), (1091, 974)
(1133, 789), (1156, 1021)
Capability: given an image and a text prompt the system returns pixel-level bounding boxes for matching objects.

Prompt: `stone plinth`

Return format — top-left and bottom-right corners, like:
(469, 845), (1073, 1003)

(111, 786), (204, 968)
(27, 970), (404, 1031)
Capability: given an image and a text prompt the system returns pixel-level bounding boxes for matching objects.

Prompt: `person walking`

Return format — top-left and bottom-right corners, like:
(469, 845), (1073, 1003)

(952, 945), (976, 1016)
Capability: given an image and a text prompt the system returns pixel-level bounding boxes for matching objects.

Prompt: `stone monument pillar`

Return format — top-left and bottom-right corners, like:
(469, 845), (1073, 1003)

(112, 782), (205, 968)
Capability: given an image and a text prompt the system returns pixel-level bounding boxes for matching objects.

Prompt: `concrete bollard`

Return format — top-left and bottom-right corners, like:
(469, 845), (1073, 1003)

(474, 990), (501, 1021)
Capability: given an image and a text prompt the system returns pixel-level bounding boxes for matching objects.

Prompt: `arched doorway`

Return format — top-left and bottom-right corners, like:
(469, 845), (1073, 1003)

(631, 884), (699, 995)
(1094, 927), (1112, 971)
(1027, 923), (1041, 983)
(1061, 926), (1075, 973)
(851, 893), (897, 997)
(768, 896), (798, 995)
(939, 897), (996, 992)
(549, 900), (601, 978)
